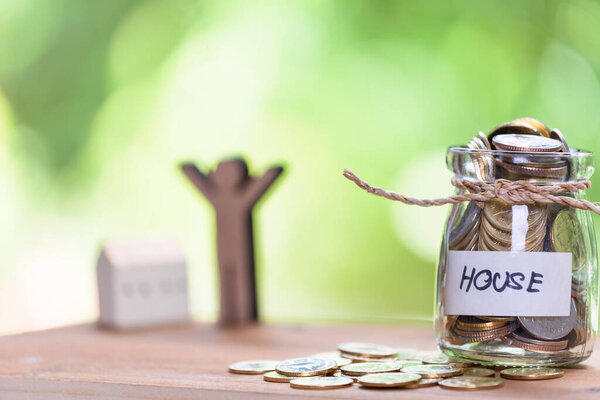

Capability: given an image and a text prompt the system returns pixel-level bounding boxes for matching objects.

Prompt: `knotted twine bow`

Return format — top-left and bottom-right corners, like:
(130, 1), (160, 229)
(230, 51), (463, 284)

(342, 169), (600, 215)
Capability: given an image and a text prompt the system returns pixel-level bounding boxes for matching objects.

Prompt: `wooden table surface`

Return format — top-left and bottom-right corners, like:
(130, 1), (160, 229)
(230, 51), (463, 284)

(0, 322), (599, 399)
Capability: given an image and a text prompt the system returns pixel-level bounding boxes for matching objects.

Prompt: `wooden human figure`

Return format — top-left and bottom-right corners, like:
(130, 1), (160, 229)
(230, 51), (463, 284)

(181, 158), (283, 326)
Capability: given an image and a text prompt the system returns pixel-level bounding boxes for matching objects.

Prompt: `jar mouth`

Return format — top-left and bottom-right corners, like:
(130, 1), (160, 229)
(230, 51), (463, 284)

(447, 146), (595, 159)
(446, 146), (595, 183)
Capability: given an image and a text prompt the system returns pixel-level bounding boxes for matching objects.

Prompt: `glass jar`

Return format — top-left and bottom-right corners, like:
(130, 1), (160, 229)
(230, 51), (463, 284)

(435, 146), (597, 366)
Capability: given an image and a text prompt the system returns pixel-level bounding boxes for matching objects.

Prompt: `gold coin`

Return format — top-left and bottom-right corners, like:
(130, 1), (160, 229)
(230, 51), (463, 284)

(439, 376), (504, 390)
(339, 354), (379, 362)
(333, 357), (352, 368)
(394, 348), (421, 360)
(421, 353), (473, 367)
(332, 371), (359, 382)
(341, 362), (402, 376)
(404, 378), (442, 388)
(481, 213), (546, 248)
(310, 352), (352, 368)
(357, 372), (422, 388)
(483, 199), (546, 233)
(488, 118), (550, 142)
(401, 364), (463, 378)
(453, 321), (517, 339)
(500, 367), (564, 380)
(337, 342), (397, 359)
(422, 354), (450, 364)
(394, 359), (423, 368)
(339, 352), (397, 362)
(479, 224), (545, 252)
(516, 118), (551, 137)
(456, 318), (508, 332)
(290, 376), (353, 390)
(264, 371), (294, 383)
(551, 210), (586, 270)
(228, 360), (279, 375)
(476, 316), (516, 323)
(276, 358), (337, 377)
(462, 367), (495, 377)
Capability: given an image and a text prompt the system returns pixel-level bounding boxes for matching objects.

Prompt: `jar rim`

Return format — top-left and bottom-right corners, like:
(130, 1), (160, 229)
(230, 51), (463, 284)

(447, 145), (595, 159)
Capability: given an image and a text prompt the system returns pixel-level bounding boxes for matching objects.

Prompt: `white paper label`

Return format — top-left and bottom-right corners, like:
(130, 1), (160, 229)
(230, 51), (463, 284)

(444, 250), (572, 316)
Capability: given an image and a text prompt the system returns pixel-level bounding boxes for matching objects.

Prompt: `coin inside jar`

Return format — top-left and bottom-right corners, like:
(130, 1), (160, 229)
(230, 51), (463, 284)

(492, 134), (562, 152)
(551, 209), (586, 270)
(488, 118), (550, 142)
(483, 198), (547, 233)
(517, 298), (577, 341)
(449, 201), (481, 250)
(501, 329), (569, 352)
(550, 128), (570, 152)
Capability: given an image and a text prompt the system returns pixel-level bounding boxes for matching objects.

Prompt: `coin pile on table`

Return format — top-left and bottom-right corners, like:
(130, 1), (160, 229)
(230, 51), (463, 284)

(228, 342), (565, 391)
(446, 118), (589, 356)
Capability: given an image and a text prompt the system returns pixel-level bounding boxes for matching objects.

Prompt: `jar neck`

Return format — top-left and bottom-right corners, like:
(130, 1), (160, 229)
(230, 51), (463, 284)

(446, 147), (595, 184)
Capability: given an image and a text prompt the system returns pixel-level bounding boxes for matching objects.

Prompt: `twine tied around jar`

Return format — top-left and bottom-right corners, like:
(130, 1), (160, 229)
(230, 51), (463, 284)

(342, 169), (600, 215)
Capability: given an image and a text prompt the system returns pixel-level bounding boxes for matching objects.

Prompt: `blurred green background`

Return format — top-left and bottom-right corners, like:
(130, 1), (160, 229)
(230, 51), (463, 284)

(1, 0), (600, 333)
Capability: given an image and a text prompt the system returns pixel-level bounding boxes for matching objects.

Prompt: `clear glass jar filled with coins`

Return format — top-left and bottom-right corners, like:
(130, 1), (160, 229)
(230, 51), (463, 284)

(436, 119), (598, 366)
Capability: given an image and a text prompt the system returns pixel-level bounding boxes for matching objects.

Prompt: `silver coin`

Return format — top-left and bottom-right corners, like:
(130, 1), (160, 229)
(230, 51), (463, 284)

(518, 298), (577, 341)
(276, 358), (337, 377)
(449, 202), (481, 249)
(550, 129), (569, 152)
(477, 131), (492, 150)
(492, 134), (562, 152)
(468, 135), (495, 181)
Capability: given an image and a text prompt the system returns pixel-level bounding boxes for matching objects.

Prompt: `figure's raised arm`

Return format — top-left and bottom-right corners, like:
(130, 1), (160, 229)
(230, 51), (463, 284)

(180, 162), (217, 204)
(244, 166), (284, 206)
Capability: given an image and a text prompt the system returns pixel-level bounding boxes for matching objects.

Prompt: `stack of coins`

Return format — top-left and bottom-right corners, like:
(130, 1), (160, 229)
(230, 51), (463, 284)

(448, 201), (481, 251)
(228, 342), (566, 391)
(467, 131), (495, 182)
(445, 118), (589, 355)
(493, 134), (569, 182)
(451, 316), (518, 344)
(478, 198), (547, 252)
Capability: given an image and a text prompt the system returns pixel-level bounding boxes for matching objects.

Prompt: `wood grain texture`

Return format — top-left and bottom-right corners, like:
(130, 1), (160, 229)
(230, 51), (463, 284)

(0, 323), (599, 399)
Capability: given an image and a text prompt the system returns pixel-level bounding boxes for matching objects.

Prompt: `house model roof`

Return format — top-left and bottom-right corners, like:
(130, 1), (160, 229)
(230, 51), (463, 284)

(101, 239), (186, 269)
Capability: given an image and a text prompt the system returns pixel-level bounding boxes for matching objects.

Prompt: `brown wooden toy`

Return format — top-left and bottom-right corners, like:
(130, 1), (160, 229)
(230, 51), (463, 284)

(181, 158), (283, 326)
